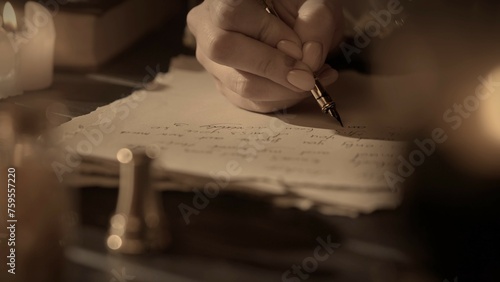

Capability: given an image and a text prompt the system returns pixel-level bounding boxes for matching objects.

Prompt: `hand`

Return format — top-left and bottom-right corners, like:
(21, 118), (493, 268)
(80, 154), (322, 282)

(187, 0), (344, 113)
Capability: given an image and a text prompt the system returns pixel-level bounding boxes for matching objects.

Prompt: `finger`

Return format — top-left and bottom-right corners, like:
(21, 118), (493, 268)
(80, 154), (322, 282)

(294, 0), (343, 71)
(195, 25), (316, 92)
(271, 0), (300, 27)
(208, 0), (303, 59)
(197, 49), (310, 102)
(317, 64), (339, 86)
(214, 79), (305, 113)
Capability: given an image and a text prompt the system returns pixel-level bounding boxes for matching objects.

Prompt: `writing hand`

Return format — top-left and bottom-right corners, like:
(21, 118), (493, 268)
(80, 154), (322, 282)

(187, 0), (343, 113)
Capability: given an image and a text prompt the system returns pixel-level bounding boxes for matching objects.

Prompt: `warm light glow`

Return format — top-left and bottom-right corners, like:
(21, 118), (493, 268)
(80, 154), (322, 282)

(110, 214), (127, 230)
(117, 148), (133, 164)
(2, 2), (17, 32)
(106, 235), (123, 250)
(480, 67), (500, 142)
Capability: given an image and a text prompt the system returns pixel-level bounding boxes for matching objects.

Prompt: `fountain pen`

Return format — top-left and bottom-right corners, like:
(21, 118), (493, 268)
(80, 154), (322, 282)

(264, 0), (343, 126)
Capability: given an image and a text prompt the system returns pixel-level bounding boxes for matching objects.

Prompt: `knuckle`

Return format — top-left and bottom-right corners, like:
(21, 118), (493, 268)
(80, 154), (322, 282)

(186, 3), (205, 33)
(206, 32), (234, 64)
(210, 0), (246, 31)
(232, 75), (254, 98)
(211, 0), (239, 30)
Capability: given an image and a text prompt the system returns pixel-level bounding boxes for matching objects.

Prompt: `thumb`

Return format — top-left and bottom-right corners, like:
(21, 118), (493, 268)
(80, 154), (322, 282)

(293, 0), (343, 71)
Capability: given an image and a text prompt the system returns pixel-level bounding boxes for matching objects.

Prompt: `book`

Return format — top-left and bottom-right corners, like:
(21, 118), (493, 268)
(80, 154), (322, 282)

(11, 0), (179, 69)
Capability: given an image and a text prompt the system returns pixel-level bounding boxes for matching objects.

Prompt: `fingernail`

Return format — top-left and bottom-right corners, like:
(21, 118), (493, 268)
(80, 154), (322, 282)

(318, 67), (339, 86)
(303, 41), (323, 71)
(277, 40), (302, 60)
(287, 70), (315, 91)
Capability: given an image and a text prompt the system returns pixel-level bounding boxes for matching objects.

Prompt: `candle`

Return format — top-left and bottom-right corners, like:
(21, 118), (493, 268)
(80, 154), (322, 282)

(2, 1), (55, 92)
(0, 8), (22, 98)
(2, 1), (17, 32)
(19, 2), (56, 91)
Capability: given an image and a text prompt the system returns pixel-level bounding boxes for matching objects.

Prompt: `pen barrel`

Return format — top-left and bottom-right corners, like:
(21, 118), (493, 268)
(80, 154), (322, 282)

(311, 81), (336, 113)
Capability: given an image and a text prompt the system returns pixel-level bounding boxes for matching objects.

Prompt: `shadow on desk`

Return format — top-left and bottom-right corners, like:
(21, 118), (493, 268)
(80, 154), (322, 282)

(70, 183), (449, 282)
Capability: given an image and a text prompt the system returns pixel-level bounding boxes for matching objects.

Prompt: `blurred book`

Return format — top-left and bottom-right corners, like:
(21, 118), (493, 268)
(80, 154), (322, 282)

(12, 0), (180, 69)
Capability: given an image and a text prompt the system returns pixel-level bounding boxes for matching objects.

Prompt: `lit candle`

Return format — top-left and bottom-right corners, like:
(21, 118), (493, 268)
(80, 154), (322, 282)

(2, 1), (55, 92)
(2, 1), (17, 32)
(480, 67), (500, 143)
(0, 3), (22, 98)
(18, 1), (56, 91)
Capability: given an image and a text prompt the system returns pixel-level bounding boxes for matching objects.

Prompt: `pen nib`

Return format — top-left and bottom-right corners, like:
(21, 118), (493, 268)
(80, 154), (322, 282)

(326, 107), (344, 127)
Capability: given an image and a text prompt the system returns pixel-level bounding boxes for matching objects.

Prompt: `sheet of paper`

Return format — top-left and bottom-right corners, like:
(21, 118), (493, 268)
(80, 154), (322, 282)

(52, 56), (408, 215)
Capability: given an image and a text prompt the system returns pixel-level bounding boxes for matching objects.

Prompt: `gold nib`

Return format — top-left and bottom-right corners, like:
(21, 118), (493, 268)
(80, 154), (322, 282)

(326, 106), (344, 127)
(311, 79), (344, 127)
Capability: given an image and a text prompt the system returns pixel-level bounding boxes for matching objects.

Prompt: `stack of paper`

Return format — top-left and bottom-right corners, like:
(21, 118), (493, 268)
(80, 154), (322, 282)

(51, 57), (409, 217)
